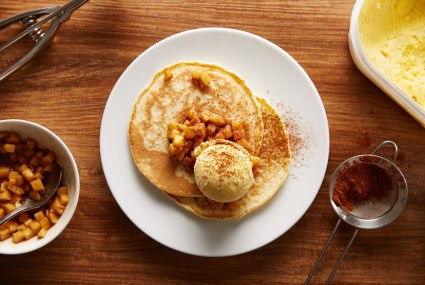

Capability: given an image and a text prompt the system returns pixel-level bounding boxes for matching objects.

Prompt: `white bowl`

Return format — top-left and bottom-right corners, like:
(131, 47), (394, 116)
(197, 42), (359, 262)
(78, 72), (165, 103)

(0, 119), (79, 254)
(349, 0), (425, 127)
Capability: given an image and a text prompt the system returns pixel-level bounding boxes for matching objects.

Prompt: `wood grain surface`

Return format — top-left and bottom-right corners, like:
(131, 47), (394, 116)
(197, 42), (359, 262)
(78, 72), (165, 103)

(1, 0), (424, 284)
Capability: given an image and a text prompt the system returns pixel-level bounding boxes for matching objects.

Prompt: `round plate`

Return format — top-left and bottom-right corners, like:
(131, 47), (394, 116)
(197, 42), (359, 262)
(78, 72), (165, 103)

(100, 28), (329, 257)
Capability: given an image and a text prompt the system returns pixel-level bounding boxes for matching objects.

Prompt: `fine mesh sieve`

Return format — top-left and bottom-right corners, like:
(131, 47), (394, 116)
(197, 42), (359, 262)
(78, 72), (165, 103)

(305, 141), (408, 284)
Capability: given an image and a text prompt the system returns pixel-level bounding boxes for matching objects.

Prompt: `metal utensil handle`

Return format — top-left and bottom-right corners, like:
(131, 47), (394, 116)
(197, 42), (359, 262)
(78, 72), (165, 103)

(0, 204), (29, 226)
(371, 140), (398, 163)
(0, 0), (88, 52)
(325, 228), (359, 284)
(0, 20), (59, 82)
(305, 219), (359, 284)
(0, 7), (55, 30)
(0, 0), (88, 82)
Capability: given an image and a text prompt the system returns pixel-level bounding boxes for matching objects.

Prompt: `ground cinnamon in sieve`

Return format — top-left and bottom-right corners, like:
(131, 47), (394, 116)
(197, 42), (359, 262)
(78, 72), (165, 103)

(332, 162), (393, 211)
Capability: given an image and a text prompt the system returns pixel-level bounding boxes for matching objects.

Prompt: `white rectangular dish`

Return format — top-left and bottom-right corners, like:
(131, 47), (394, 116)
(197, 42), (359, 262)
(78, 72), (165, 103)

(349, 0), (425, 127)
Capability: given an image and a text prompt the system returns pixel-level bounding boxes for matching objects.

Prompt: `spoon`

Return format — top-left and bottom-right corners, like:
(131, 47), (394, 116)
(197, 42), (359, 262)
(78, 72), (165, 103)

(0, 166), (62, 226)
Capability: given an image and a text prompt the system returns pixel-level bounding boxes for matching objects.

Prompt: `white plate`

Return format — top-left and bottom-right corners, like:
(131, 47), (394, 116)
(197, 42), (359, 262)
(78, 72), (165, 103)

(100, 28), (329, 257)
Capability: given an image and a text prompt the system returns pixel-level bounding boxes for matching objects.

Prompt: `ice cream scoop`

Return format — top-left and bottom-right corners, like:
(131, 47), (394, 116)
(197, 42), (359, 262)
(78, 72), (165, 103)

(193, 139), (255, 203)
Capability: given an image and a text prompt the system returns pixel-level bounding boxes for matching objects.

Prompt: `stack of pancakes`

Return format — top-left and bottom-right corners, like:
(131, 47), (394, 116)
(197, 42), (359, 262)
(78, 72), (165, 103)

(129, 62), (291, 220)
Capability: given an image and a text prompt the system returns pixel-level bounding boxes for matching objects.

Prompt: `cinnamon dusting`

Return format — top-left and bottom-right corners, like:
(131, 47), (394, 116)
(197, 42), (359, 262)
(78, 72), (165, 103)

(332, 162), (393, 211)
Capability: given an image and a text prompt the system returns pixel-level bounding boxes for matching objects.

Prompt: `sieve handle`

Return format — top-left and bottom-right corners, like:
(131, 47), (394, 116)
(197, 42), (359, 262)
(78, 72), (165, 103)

(371, 140), (398, 163)
(326, 228), (359, 284)
(305, 219), (359, 284)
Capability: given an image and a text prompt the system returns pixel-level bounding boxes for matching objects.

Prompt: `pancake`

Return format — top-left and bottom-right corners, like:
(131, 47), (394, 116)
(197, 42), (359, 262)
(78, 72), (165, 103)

(167, 97), (291, 220)
(129, 62), (263, 197)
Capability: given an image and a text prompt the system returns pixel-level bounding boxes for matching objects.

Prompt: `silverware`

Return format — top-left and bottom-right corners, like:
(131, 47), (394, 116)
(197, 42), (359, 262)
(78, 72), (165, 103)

(0, 166), (62, 226)
(0, 0), (88, 82)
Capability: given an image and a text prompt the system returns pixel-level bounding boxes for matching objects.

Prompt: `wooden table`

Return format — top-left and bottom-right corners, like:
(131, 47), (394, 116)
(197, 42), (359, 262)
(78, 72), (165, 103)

(1, 1), (424, 284)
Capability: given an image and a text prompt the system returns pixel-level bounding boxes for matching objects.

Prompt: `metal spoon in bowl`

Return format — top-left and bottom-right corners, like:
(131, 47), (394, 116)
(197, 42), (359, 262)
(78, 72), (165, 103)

(0, 166), (62, 226)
